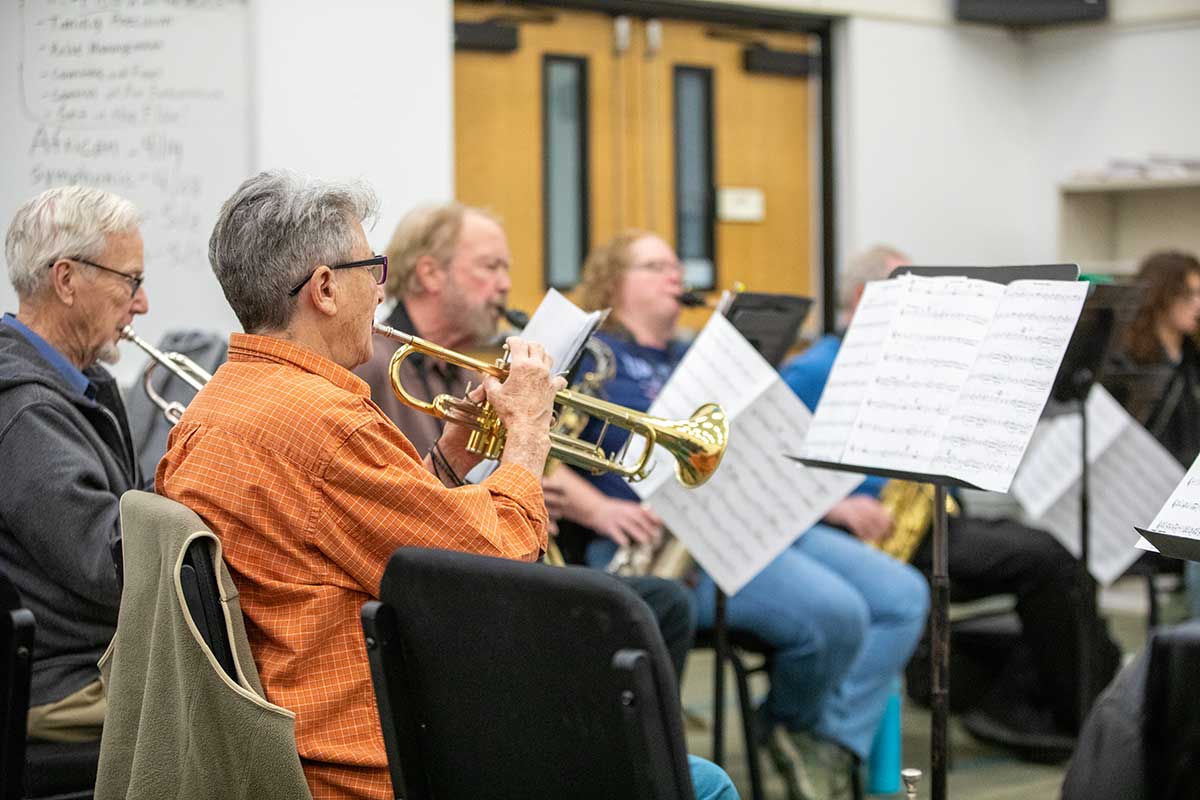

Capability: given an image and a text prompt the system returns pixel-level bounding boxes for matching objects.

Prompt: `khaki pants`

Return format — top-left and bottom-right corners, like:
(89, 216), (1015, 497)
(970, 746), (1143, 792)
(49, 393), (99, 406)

(27, 680), (105, 743)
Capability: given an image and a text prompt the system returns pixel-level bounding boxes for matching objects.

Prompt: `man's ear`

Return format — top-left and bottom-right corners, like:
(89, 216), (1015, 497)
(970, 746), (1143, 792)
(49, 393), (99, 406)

(413, 254), (446, 294)
(304, 266), (339, 317)
(49, 259), (77, 307)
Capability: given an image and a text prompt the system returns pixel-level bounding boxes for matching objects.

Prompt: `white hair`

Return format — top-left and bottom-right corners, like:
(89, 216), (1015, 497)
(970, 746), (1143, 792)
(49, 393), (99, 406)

(208, 169), (379, 332)
(5, 186), (141, 299)
(839, 244), (910, 311)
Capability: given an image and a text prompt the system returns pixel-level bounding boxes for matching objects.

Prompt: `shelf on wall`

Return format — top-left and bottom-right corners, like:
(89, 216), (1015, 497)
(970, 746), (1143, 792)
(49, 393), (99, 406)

(1060, 175), (1200, 194)
(1058, 178), (1200, 275)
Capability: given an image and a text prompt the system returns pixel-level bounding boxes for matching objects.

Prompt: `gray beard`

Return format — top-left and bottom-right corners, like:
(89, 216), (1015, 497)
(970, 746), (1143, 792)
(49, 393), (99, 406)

(96, 341), (122, 365)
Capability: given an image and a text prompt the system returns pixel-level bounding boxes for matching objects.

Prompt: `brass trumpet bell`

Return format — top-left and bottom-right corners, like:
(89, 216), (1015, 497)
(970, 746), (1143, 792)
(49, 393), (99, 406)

(375, 323), (729, 486)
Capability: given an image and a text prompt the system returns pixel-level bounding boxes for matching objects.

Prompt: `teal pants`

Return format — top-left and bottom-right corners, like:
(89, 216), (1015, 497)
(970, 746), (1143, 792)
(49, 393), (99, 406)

(689, 755), (739, 799)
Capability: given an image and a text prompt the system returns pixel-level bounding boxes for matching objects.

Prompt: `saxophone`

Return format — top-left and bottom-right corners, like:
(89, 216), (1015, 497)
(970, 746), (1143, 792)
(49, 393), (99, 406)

(874, 480), (959, 562)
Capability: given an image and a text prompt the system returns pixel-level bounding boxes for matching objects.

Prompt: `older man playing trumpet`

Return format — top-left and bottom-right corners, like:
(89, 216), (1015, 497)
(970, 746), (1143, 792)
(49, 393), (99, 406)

(157, 171), (563, 799)
(1, 185), (149, 744)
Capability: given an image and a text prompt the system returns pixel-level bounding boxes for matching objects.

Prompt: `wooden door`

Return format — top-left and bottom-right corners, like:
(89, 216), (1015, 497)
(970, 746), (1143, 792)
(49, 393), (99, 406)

(454, 3), (817, 328)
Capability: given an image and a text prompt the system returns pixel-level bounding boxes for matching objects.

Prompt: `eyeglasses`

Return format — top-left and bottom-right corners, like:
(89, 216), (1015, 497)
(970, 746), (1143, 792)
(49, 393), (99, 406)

(288, 254), (389, 297)
(631, 259), (684, 274)
(50, 257), (145, 299)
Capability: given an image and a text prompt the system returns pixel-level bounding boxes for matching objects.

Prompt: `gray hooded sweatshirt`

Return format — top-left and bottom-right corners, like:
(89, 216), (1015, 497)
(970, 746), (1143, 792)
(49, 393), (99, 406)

(0, 324), (141, 706)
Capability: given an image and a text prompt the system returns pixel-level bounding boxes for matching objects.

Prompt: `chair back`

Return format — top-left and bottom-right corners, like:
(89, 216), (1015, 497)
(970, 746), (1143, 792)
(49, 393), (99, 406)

(1145, 623), (1200, 800)
(177, 539), (236, 680)
(1, 568), (34, 800)
(361, 547), (694, 800)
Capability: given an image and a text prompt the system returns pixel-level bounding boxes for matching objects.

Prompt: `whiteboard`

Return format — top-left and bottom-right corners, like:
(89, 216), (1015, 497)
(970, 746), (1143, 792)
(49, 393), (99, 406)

(0, 0), (252, 385)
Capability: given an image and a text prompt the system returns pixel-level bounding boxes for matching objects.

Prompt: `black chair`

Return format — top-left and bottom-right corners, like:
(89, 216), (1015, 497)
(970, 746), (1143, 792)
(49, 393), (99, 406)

(177, 537), (237, 681)
(1, 568), (97, 800)
(2, 568), (34, 800)
(1144, 623), (1200, 800)
(361, 547), (695, 800)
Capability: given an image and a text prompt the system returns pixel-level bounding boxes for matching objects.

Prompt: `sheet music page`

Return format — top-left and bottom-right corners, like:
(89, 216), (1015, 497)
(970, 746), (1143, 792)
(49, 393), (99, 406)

(519, 288), (607, 374)
(845, 275), (1004, 473)
(1011, 386), (1133, 518)
(802, 277), (906, 462)
(1028, 410), (1183, 584)
(933, 279), (1088, 491)
(628, 313), (778, 498)
(643, 379), (861, 595)
(1147, 451), (1200, 541)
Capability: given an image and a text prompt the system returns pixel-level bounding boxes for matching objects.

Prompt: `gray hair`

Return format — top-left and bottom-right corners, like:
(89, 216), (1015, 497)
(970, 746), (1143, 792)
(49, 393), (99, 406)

(839, 244), (910, 311)
(5, 186), (141, 299)
(208, 170), (378, 332)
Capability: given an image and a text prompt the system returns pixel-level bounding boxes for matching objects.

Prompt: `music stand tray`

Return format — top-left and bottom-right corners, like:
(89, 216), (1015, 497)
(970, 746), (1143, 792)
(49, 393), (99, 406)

(1137, 528), (1200, 564)
(723, 292), (813, 369)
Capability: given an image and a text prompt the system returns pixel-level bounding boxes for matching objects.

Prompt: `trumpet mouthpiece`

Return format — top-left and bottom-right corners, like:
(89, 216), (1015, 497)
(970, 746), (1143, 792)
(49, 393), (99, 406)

(678, 291), (705, 308)
(373, 322), (415, 345)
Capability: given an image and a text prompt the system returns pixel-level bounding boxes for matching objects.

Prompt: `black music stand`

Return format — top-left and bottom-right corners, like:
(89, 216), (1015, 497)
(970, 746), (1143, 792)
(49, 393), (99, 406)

(710, 293), (813, 771)
(1136, 528), (1200, 564)
(1045, 282), (1140, 721)
(799, 263), (1080, 800)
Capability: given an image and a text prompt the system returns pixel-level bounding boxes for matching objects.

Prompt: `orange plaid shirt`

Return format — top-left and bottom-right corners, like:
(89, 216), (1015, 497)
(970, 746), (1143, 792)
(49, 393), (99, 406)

(157, 333), (547, 800)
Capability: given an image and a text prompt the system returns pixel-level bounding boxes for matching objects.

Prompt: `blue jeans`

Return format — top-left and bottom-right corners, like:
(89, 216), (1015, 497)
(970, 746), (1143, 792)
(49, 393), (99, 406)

(589, 525), (929, 759)
(689, 755), (739, 799)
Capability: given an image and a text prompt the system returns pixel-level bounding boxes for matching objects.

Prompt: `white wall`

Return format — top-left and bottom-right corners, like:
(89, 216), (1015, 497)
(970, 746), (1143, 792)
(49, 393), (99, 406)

(254, 0), (454, 252)
(1025, 21), (1200, 259)
(0, 1), (454, 384)
(835, 14), (1200, 278)
(835, 16), (1040, 267)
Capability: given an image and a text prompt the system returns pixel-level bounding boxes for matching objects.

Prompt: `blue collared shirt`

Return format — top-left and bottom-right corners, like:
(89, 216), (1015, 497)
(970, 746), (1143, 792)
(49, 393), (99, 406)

(1, 312), (94, 399)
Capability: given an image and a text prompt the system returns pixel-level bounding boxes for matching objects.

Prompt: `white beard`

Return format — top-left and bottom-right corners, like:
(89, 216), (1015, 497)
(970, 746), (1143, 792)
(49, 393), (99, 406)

(96, 341), (121, 365)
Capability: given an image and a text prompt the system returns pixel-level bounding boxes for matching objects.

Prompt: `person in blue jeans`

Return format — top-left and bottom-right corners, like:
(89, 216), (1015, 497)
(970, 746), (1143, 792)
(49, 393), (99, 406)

(547, 230), (929, 800)
(689, 756), (740, 800)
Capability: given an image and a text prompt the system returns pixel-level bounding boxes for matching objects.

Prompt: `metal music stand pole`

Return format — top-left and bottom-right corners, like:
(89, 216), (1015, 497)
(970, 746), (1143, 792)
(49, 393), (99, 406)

(931, 483), (951, 800)
(713, 587), (728, 766)
(1077, 380), (1094, 723)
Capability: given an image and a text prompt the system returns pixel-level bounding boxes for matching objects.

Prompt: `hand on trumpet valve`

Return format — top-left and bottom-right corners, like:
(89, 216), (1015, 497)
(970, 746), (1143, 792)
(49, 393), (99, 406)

(481, 338), (565, 431)
(435, 384), (490, 477)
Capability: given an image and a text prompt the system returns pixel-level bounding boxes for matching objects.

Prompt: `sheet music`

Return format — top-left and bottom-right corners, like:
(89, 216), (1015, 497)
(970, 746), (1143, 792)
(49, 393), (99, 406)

(628, 313), (778, 498)
(804, 278), (904, 461)
(1013, 387), (1183, 584)
(519, 288), (607, 374)
(801, 273), (1087, 492)
(1146, 451), (1200, 541)
(1011, 386), (1132, 518)
(631, 313), (860, 594)
(848, 276), (1003, 473)
(644, 380), (861, 595)
(934, 280), (1088, 491)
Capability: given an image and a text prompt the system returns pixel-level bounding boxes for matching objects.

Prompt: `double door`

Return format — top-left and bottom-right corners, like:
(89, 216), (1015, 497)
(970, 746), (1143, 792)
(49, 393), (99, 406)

(455, 3), (818, 328)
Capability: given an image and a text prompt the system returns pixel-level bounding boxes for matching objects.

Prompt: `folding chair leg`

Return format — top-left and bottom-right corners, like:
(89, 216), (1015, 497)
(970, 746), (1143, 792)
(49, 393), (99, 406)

(1146, 573), (1160, 629)
(730, 653), (765, 800)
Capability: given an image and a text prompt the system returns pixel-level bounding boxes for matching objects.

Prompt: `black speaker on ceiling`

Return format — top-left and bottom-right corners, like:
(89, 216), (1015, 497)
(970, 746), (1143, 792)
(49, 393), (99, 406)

(956, 0), (1107, 28)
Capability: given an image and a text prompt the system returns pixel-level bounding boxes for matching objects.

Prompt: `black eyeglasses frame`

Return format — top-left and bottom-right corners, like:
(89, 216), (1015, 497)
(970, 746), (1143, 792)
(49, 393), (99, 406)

(287, 255), (389, 297)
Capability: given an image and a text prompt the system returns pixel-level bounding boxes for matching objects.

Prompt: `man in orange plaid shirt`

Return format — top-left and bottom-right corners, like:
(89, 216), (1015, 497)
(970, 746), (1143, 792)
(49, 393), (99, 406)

(158, 170), (563, 799)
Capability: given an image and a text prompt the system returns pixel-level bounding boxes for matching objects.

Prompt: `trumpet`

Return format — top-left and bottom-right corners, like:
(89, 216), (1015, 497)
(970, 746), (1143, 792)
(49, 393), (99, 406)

(120, 326), (211, 425)
(373, 322), (728, 486)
